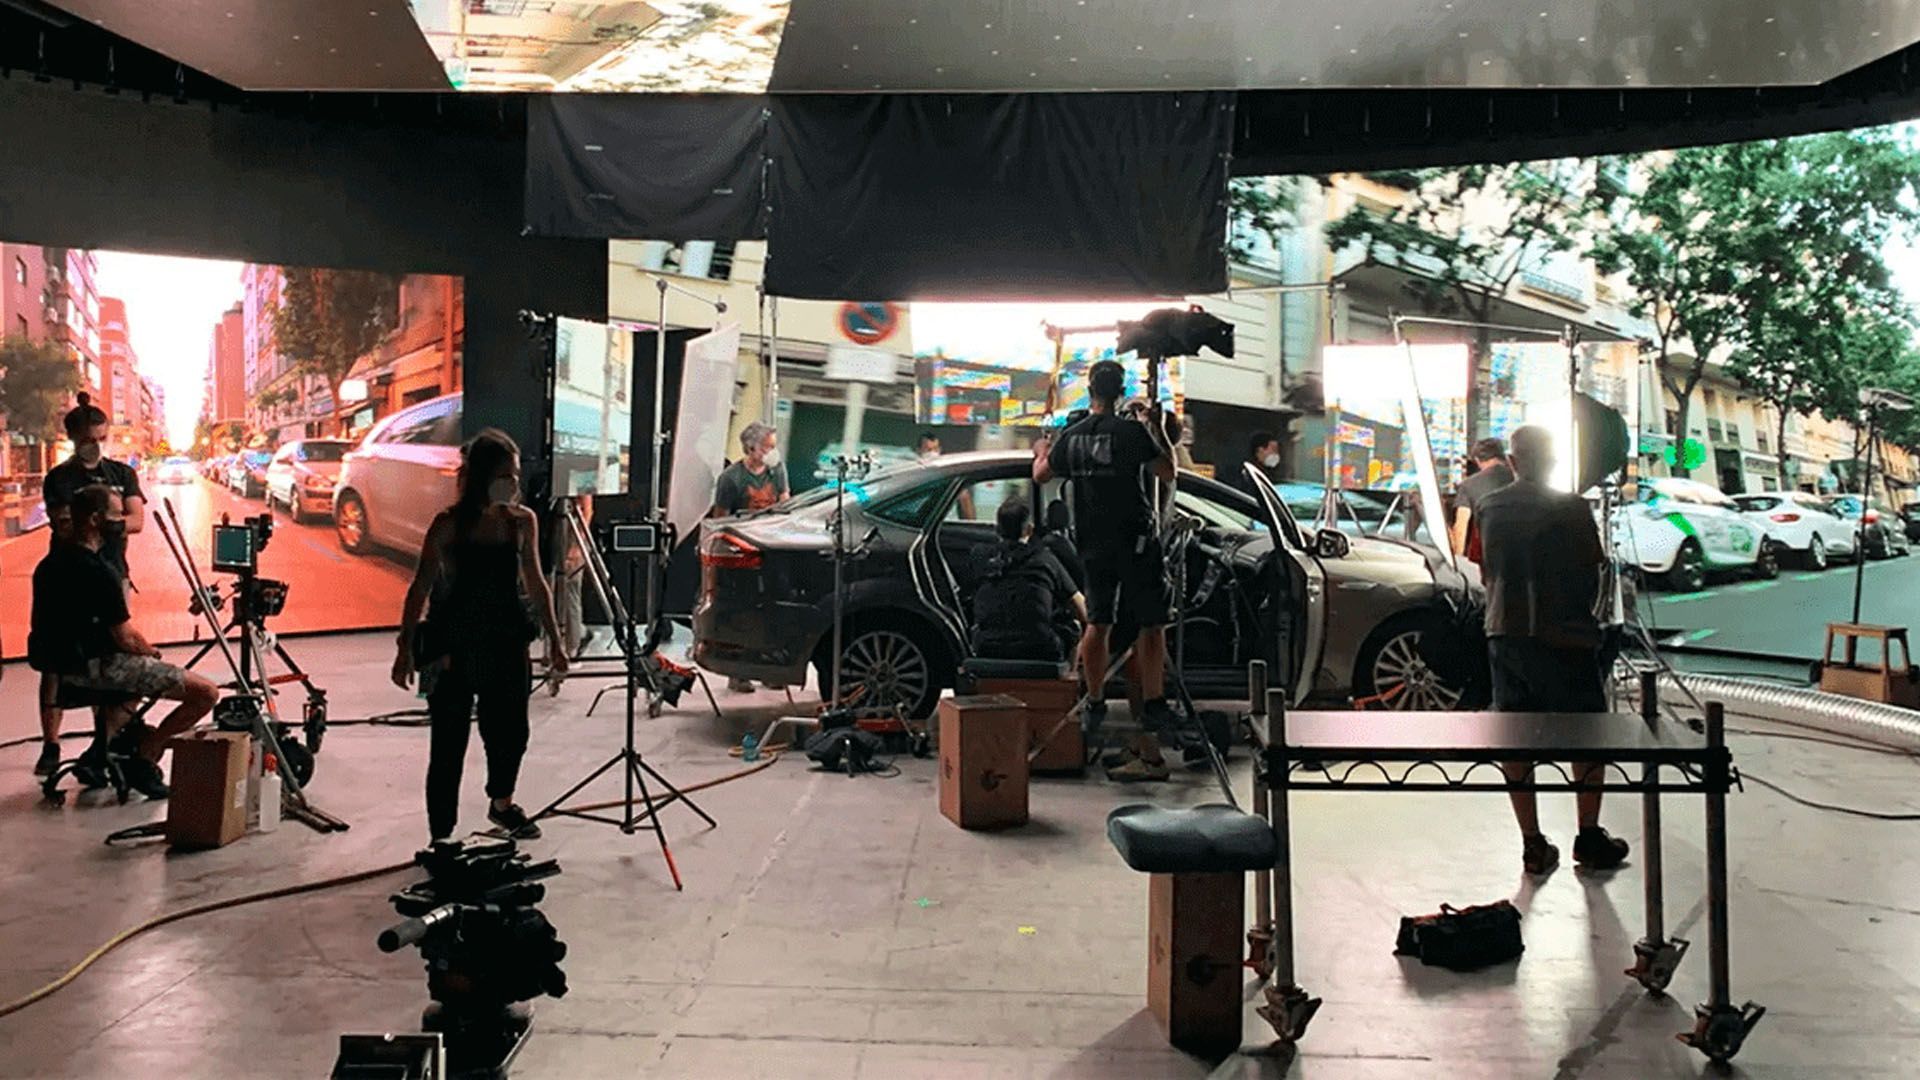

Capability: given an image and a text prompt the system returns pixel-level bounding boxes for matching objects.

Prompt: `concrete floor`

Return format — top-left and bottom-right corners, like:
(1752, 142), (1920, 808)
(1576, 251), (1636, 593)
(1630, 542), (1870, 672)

(1, 631), (1917, 1079)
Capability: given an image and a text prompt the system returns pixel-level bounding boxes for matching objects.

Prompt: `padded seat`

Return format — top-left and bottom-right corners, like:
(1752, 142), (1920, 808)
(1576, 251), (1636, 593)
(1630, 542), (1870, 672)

(960, 658), (1070, 681)
(1107, 803), (1278, 874)
(54, 682), (137, 710)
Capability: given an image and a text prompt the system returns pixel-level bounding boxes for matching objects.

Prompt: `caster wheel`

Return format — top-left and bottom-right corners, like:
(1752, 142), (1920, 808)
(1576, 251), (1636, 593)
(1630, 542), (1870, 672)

(1680, 1000), (1765, 1063)
(43, 787), (67, 807)
(1246, 926), (1275, 982)
(1626, 936), (1689, 996)
(1257, 983), (1322, 1044)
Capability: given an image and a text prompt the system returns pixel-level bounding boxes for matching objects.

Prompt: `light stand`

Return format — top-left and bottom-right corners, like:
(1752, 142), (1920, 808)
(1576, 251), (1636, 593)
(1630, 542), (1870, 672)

(531, 498), (715, 890)
(1849, 387), (1913, 624)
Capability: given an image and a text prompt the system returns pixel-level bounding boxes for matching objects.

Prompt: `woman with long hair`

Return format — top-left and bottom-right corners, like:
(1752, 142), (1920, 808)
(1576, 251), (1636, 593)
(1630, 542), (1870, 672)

(393, 428), (568, 840)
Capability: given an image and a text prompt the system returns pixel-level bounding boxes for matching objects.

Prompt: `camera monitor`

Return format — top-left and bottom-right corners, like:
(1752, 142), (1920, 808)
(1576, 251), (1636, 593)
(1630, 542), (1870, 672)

(211, 523), (258, 574)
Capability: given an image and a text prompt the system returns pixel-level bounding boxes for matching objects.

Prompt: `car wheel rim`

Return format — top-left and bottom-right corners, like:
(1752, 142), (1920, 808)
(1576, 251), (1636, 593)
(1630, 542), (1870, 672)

(1678, 548), (1704, 590)
(1371, 630), (1463, 711)
(1810, 539), (1826, 569)
(337, 499), (365, 547)
(841, 630), (930, 713)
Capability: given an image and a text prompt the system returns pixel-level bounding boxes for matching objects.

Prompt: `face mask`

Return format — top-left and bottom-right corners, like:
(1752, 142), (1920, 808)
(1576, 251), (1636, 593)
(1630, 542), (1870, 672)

(762, 448), (782, 469)
(488, 478), (519, 505)
(100, 519), (127, 541)
(919, 451), (938, 462)
(1261, 452), (1281, 469)
(76, 443), (103, 466)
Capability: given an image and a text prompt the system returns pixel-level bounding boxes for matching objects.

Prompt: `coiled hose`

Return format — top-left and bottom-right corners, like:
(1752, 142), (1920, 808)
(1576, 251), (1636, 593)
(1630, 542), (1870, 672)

(1654, 672), (1920, 752)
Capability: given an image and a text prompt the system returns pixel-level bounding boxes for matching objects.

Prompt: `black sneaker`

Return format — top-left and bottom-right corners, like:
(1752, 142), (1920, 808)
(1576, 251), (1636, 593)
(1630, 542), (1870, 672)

(1523, 832), (1561, 877)
(33, 741), (61, 777)
(122, 756), (170, 800)
(1573, 826), (1630, 871)
(487, 802), (543, 840)
(71, 746), (111, 789)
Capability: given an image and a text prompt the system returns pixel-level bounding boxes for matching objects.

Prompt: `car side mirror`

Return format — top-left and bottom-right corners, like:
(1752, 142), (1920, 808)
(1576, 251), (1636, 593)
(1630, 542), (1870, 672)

(1314, 528), (1351, 560)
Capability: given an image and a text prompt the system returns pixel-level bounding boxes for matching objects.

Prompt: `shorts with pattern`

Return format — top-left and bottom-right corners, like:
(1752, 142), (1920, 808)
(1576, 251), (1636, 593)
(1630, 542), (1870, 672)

(61, 654), (187, 699)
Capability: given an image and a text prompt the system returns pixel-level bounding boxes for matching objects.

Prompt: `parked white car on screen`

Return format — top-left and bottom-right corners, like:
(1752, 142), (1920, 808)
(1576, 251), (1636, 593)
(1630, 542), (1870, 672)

(1731, 491), (1856, 570)
(1610, 478), (1777, 592)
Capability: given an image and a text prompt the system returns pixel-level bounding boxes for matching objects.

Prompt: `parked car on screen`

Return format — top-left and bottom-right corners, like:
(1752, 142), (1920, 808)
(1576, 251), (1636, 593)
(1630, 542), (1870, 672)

(1826, 494), (1912, 559)
(1611, 477), (1777, 592)
(1731, 491), (1856, 570)
(1899, 502), (1920, 544)
(265, 439), (351, 523)
(693, 451), (1485, 719)
(156, 455), (195, 485)
(227, 450), (272, 498)
(333, 392), (462, 557)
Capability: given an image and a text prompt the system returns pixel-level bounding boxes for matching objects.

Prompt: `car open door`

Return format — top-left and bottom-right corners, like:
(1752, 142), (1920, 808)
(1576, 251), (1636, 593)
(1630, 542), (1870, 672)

(1241, 462), (1326, 706)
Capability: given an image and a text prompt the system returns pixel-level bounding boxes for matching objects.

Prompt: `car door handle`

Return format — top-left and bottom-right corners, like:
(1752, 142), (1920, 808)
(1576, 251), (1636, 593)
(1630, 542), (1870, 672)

(1335, 581), (1377, 591)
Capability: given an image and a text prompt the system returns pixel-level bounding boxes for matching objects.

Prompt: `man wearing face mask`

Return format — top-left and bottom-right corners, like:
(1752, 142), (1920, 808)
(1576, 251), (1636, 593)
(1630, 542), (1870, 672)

(710, 421), (789, 518)
(1229, 431), (1282, 503)
(30, 393), (147, 778)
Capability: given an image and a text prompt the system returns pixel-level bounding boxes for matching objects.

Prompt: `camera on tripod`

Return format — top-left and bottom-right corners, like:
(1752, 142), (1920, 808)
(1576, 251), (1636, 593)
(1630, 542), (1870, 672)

(353, 836), (569, 1078)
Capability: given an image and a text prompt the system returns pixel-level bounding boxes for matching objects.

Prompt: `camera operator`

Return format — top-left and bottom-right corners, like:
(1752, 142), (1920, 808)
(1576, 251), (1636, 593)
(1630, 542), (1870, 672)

(969, 501), (1086, 663)
(29, 485), (218, 799)
(1033, 360), (1178, 782)
(393, 429), (569, 843)
(30, 393), (146, 778)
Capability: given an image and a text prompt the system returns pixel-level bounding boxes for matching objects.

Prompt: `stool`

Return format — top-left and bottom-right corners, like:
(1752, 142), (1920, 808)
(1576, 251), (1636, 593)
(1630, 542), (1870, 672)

(40, 683), (141, 807)
(937, 694), (1029, 829)
(1108, 804), (1279, 1056)
(1818, 623), (1920, 706)
(960, 658), (1082, 774)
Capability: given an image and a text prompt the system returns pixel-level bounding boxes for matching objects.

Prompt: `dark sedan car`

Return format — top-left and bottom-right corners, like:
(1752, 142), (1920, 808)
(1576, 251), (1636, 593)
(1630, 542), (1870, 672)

(692, 451), (1482, 718)
(1827, 494), (1912, 558)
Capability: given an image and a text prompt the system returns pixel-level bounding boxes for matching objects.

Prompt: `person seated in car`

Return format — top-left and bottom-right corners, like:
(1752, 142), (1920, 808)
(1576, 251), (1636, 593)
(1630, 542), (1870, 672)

(29, 485), (219, 799)
(968, 501), (1086, 663)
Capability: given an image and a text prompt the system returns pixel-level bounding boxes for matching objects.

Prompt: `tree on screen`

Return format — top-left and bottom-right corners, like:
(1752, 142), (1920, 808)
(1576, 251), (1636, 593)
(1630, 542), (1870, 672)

(0, 335), (82, 468)
(1324, 160), (1597, 441)
(272, 268), (402, 435)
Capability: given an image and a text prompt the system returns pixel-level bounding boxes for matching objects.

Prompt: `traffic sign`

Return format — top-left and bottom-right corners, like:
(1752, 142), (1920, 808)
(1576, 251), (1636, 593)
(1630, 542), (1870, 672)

(838, 301), (900, 345)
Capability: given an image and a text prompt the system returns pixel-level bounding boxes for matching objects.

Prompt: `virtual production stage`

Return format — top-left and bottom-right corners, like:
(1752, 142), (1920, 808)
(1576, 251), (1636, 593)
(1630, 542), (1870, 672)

(3, 5), (1920, 1080)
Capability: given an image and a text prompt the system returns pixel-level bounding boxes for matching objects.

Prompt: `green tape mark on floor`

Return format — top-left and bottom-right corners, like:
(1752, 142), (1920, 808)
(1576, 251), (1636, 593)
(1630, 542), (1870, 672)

(1734, 580), (1781, 593)
(1656, 592), (1713, 604)
(1792, 572), (1824, 582)
(1686, 628), (1719, 643)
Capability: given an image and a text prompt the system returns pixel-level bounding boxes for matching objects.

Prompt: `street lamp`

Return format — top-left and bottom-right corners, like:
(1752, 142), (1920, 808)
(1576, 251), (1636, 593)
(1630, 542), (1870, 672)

(1850, 386), (1913, 623)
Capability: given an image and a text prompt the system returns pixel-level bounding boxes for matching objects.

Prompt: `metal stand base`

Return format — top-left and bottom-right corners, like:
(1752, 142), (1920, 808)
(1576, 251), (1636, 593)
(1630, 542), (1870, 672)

(1681, 1000), (1766, 1064)
(532, 749), (714, 891)
(424, 1001), (532, 1080)
(1626, 936), (1690, 995)
(1256, 983), (1321, 1044)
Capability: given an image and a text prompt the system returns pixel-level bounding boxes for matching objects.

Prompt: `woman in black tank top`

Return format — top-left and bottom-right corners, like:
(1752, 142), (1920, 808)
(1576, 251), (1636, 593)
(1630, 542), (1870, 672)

(393, 429), (568, 841)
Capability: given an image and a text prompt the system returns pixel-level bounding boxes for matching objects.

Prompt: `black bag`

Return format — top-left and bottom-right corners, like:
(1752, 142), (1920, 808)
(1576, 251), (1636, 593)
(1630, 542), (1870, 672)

(1395, 900), (1523, 971)
(803, 727), (886, 773)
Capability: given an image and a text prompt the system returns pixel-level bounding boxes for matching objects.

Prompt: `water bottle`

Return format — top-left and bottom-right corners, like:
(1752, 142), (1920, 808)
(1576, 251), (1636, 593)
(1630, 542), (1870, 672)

(740, 732), (760, 763)
(257, 753), (282, 834)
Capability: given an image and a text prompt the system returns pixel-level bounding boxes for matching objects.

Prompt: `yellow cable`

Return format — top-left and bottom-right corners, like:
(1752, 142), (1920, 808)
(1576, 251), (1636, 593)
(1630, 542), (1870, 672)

(0, 753), (783, 1020)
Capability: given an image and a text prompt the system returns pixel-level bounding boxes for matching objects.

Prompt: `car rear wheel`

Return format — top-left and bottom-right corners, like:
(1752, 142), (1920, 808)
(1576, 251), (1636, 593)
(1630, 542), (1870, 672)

(335, 491), (372, 554)
(1663, 540), (1706, 592)
(1749, 541), (1779, 580)
(1352, 615), (1469, 711)
(1804, 535), (1827, 571)
(820, 620), (944, 720)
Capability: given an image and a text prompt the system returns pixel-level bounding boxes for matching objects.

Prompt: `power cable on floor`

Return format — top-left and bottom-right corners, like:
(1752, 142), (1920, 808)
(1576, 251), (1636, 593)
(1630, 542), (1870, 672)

(0, 753), (783, 1020)
(1741, 773), (1920, 822)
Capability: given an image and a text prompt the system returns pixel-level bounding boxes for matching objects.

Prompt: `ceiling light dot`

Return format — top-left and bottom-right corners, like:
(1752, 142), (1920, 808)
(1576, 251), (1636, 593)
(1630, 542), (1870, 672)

(1245, 56), (1254, 62)
(1458, 31), (1469, 38)
(991, 49), (999, 55)
(1070, 57), (1079, 62)
(1136, 44), (1144, 51)
(1539, 11), (1547, 16)
(908, 18), (915, 24)
(841, 63), (849, 69)
(368, 9), (378, 15)
(1349, 47), (1358, 54)
(850, 44), (859, 50)
(1777, 50), (1788, 57)
(292, 34), (301, 40)
(1674, 45), (1684, 51)
(1873, 30), (1883, 37)
(328, 47), (337, 53)
(1054, 34), (1062, 41)
(1765, 16), (1776, 23)
(1333, 24), (1342, 30)
(935, 66), (943, 72)
(1188, 12), (1196, 17)
(1029, 72), (1038, 77)
(1482, 59), (1491, 66)
(1577, 35), (1587, 42)
(1299, 75), (1309, 82)
(225, 11), (234, 17)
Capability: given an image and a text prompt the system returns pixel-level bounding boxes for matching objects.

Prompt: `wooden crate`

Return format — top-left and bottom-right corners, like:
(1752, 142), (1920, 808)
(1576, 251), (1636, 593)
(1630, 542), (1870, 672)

(1147, 871), (1245, 1055)
(937, 694), (1029, 830)
(974, 675), (1084, 774)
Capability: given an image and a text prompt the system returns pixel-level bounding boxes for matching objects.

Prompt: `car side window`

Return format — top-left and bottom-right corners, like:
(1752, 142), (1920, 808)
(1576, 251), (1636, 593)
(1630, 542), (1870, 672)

(869, 481), (947, 528)
(271, 446), (293, 464)
(945, 477), (1030, 525)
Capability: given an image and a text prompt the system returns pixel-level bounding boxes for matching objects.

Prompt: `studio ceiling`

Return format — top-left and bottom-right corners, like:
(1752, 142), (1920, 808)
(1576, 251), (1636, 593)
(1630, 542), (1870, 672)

(33, 0), (1920, 94)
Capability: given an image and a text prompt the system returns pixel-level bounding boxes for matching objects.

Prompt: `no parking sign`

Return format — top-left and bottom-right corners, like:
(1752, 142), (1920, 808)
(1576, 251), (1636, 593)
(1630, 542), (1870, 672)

(837, 301), (900, 346)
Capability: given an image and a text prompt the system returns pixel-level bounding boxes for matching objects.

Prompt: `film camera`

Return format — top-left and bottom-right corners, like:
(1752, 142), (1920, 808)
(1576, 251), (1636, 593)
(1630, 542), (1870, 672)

(1116, 305), (1235, 361)
(358, 836), (570, 1079)
(207, 513), (288, 617)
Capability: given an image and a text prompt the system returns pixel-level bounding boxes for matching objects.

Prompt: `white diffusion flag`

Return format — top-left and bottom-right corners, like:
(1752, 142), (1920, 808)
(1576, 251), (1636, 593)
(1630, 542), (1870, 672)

(666, 322), (743, 542)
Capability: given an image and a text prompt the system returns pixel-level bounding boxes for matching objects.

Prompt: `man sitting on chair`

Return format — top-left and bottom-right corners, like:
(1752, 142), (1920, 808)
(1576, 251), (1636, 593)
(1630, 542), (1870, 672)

(28, 485), (219, 799)
(969, 501), (1086, 663)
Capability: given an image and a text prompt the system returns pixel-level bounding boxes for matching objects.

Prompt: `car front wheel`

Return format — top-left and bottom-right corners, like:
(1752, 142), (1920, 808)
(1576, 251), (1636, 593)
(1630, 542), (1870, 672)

(1352, 615), (1470, 711)
(335, 491), (372, 554)
(1750, 541), (1779, 580)
(1663, 540), (1707, 592)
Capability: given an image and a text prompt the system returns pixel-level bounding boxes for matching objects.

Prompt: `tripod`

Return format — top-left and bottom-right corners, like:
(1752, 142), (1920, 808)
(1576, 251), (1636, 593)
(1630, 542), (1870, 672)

(532, 497), (714, 890)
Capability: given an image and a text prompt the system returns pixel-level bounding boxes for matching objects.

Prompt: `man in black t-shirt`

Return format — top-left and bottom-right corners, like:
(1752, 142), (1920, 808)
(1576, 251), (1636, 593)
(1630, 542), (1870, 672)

(30, 394), (146, 777)
(1450, 437), (1513, 564)
(1033, 360), (1177, 781)
(969, 501), (1085, 662)
(710, 421), (790, 518)
(29, 485), (218, 799)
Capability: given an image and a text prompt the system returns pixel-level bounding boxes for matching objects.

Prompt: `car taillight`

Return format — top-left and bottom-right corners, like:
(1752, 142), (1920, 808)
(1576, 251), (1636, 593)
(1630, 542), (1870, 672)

(700, 531), (762, 570)
(1769, 512), (1800, 523)
(1864, 510), (1880, 524)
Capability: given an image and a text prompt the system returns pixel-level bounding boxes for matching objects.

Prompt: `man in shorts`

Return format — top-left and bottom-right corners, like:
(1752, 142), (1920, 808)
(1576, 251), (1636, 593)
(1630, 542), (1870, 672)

(1033, 359), (1178, 781)
(29, 485), (217, 799)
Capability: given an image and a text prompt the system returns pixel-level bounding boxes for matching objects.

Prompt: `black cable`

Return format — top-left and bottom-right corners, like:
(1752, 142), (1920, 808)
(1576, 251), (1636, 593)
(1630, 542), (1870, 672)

(1727, 726), (1920, 759)
(1743, 772), (1920, 821)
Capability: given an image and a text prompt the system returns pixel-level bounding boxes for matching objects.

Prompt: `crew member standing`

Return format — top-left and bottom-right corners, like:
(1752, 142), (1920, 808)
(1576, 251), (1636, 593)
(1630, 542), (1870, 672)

(1475, 425), (1629, 876)
(710, 422), (789, 517)
(1229, 430), (1282, 502)
(31, 393), (146, 778)
(1450, 437), (1513, 563)
(1033, 360), (1178, 782)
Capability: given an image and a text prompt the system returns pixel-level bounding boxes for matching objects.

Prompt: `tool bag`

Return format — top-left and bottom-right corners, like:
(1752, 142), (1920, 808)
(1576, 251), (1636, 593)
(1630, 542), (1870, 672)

(1394, 900), (1524, 970)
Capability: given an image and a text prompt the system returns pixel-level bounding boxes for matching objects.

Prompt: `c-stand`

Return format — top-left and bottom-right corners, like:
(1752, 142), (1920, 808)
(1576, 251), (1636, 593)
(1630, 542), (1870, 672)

(531, 497), (714, 890)
(151, 497), (347, 833)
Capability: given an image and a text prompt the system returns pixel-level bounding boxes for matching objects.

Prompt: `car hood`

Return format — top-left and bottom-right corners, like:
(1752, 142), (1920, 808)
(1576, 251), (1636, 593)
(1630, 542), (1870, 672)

(300, 462), (344, 479)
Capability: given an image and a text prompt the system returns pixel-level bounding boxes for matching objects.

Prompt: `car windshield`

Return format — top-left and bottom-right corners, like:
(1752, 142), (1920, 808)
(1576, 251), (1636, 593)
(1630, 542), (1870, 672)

(243, 451), (271, 466)
(164, 456), (190, 466)
(297, 442), (348, 462)
(1733, 495), (1781, 512)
